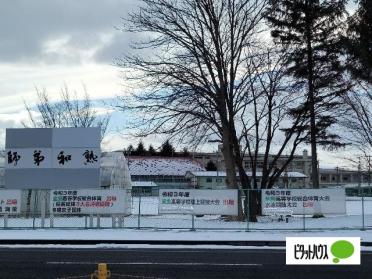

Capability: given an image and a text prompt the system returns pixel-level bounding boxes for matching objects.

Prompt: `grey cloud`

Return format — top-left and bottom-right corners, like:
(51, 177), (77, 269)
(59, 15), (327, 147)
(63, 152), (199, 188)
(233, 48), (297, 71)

(0, 119), (16, 129)
(0, 0), (138, 64)
(94, 33), (133, 64)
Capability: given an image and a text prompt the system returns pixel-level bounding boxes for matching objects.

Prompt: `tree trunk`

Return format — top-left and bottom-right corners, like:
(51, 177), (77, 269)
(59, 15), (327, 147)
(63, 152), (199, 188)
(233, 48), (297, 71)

(230, 122), (257, 222)
(305, 0), (319, 189)
(248, 189), (261, 221)
(221, 125), (244, 220)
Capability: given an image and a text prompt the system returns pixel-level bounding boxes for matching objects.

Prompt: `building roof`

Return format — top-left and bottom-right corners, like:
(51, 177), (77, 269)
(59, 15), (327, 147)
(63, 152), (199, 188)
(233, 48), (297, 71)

(132, 181), (158, 187)
(193, 149), (310, 160)
(319, 168), (359, 174)
(187, 171), (307, 178)
(128, 157), (205, 176)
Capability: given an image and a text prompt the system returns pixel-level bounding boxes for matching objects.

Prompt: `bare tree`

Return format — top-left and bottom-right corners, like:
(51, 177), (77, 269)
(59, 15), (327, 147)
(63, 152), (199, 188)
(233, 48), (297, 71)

(117, 0), (269, 220)
(22, 85), (110, 138)
(239, 48), (309, 191)
(340, 82), (372, 154)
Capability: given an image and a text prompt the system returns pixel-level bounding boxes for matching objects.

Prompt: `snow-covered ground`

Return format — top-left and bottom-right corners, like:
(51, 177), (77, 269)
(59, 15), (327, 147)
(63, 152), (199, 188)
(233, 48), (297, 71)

(0, 228), (372, 245)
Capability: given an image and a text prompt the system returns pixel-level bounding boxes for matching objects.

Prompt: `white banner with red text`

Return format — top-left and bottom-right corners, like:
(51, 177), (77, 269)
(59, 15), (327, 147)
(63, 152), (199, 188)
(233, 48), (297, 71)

(262, 188), (346, 215)
(50, 189), (130, 215)
(159, 189), (238, 215)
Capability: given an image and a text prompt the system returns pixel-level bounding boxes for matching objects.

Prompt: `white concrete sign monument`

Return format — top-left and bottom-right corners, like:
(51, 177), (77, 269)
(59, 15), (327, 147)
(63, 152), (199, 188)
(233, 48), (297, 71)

(5, 127), (101, 189)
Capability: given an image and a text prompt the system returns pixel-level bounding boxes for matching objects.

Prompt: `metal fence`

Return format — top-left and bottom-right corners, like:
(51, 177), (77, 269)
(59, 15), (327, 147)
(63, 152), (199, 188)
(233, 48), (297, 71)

(0, 188), (370, 231)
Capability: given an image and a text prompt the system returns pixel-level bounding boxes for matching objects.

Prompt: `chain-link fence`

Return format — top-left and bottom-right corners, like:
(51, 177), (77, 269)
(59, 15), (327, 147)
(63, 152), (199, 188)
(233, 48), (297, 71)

(0, 188), (370, 231)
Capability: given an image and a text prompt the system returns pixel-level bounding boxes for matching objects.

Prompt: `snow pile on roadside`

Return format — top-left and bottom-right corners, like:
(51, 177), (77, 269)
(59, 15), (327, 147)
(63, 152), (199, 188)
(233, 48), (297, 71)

(0, 228), (371, 243)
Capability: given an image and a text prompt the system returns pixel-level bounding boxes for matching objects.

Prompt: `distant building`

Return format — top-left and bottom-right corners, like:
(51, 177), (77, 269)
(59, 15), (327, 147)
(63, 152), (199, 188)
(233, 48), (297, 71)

(128, 156), (205, 188)
(131, 181), (159, 196)
(319, 167), (372, 187)
(185, 171), (307, 189)
(192, 149), (312, 186)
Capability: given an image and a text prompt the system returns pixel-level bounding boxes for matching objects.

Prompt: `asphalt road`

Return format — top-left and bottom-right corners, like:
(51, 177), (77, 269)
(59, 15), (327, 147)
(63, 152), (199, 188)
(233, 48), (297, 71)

(0, 247), (371, 279)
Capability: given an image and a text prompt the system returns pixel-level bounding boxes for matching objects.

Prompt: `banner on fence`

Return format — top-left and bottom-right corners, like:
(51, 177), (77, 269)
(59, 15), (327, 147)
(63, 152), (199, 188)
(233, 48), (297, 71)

(50, 189), (130, 215)
(159, 189), (238, 215)
(262, 188), (346, 215)
(0, 190), (21, 214)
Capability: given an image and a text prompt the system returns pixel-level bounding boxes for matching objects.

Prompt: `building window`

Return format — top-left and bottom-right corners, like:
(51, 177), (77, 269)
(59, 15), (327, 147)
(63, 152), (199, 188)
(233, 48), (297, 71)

(206, 178), (212, 183)
(321, 176), (327, 181)
(216, 178), (222, 183)
(343, 176), (349, 181)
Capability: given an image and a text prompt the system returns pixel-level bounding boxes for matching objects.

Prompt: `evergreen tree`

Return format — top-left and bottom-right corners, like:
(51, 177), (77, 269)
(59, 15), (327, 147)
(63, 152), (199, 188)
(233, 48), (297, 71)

(182, 147), (190, 157)
(148, 144), (157, 156)
(125, 144), (135, 155)
(136, 140), (146, 156)
(266, 0), (348, 188)
(206, 160), (218, 171)
(160, 140), (175, 157)
(344, 0), (372, 82)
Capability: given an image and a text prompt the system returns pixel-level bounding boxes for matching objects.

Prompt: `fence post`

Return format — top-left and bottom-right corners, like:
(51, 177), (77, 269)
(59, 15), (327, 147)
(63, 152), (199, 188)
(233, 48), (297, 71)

(97, 215), (101, 228)
(137, 194), (141, 229)
(120, 215), (124, 228)
(302, 214), (305, 231)
(4, 214), (8, 229)
(50, 214), (54, 228)
(191, 214), (195, 231)
(112, 216), (116, 228)
(32, 190), (37, 229)
(362, 192), (365, 231)
(246, 189), (250, 232)
(41, 191), (46, 228)
(89, 214), (94, 228)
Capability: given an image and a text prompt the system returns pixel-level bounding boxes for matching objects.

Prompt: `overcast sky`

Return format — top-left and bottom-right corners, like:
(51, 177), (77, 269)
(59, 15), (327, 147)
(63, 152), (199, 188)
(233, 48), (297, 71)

(0, 0), (358, 168)
(0, 0), (140, 149)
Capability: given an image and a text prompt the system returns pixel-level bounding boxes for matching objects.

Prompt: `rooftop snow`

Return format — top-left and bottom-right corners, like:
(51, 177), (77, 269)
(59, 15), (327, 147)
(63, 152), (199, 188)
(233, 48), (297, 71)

(129, 157), (205, 177)
(188, 171), (307, 178)
(132, 181), (158, 187)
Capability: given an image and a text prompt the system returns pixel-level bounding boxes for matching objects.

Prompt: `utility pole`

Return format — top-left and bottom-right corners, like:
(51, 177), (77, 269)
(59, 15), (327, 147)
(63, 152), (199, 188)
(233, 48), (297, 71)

(367, 155), (371, 188)
(358, 157), (361, 189)
(216, 148), (220, 186)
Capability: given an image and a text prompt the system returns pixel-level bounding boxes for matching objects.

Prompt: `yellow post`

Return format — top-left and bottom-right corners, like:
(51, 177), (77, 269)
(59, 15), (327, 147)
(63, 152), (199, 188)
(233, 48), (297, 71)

(91, 263), (110, 279)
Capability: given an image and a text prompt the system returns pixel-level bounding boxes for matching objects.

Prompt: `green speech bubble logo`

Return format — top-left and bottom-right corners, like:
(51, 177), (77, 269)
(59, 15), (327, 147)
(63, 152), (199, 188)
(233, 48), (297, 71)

(331, 240), (354, 263)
